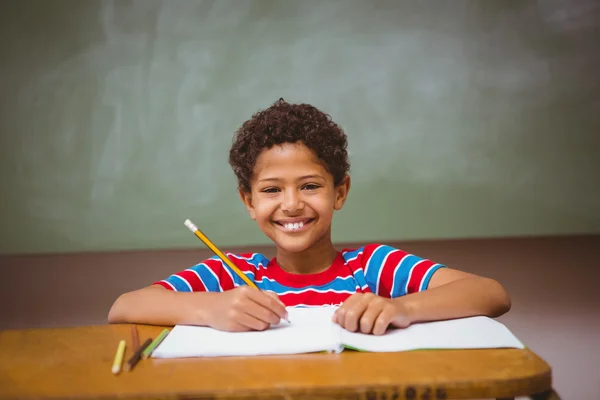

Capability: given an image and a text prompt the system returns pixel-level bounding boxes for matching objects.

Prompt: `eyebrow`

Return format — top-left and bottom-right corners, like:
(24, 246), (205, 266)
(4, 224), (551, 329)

(257, 174), (325, 183)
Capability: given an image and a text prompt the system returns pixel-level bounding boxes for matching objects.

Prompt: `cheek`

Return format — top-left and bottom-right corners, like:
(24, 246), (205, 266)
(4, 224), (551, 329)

(312, 197), (335, 220)
(253, 200), (276, 222)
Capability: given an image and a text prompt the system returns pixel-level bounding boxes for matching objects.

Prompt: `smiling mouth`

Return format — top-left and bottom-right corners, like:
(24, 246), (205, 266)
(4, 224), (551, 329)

(273, 218), (315, 232)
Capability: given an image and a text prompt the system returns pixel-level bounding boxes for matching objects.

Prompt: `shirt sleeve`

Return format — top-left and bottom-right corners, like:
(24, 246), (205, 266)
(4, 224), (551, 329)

(153, 255), (237, 292)
(362, 244), (446, 298)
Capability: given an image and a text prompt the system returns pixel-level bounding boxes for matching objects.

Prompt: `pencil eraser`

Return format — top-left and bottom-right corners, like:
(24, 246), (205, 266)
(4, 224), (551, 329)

(184, 219), (198, 232)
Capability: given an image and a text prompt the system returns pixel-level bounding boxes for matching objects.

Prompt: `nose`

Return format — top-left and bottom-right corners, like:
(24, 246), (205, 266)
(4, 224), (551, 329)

(281, 189), (303, 213)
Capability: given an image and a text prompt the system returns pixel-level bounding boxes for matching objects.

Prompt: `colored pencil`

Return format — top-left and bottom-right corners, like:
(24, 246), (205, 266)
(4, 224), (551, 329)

(131, 325), (139, 350)
(111, 340), (126, 375)
(142, 328), (170, 359)
(125, 338), (152, 372)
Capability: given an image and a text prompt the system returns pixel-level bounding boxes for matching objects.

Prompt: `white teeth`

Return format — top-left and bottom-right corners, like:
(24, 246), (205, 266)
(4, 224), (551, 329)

(283, 221), (305, 231)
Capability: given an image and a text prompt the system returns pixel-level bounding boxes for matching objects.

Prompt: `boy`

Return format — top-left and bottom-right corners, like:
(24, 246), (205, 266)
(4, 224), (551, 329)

(108, 99), (511, 336)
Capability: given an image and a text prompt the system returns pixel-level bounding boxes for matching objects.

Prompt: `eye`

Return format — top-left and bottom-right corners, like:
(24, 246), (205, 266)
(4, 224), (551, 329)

(302, 183), (321, 191)
(261, 187), (280, 193)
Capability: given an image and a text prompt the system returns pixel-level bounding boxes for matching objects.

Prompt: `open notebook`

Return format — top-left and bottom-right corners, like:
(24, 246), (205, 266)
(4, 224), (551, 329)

(152, 306), (524, 358)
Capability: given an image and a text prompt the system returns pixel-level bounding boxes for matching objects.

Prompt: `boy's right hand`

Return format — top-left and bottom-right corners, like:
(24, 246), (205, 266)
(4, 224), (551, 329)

(203, 286), (288, 332)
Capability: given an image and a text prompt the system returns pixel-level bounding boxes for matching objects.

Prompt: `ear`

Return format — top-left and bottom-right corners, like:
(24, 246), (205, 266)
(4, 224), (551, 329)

(333, 175), (351, 211)
(238, 188), (257, 220)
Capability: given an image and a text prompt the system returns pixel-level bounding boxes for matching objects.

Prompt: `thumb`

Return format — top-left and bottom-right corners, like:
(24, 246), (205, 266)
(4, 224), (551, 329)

(390, 314), (411, 329)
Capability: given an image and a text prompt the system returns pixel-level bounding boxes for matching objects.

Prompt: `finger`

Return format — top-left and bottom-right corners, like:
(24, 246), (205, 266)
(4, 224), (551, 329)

(242, 296), (283, 325)
(390, 312), (411, 330)
(224, 321), (253, 332)
(333, 294), (363, 328)
(359, 302), (385, 334)
(224, 307), (267, 332)
(372, 308), (395, 336)
(237, 312), (271, 331)
(257, 290), (288, 321)
(341, 296), (371, 332)
(263, 291), (289, 320)
(243, 287), (288, 321)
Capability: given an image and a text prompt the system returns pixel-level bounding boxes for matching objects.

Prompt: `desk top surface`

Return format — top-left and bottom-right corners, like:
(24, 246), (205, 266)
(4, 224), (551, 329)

(1, 323), (552, 400)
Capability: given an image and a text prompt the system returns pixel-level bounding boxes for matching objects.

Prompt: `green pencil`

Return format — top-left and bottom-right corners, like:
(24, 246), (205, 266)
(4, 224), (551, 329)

(142, 328), (170, 359)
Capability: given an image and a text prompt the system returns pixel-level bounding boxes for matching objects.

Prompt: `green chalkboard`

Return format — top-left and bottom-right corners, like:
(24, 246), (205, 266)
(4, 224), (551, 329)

(0, 0), (599, 254)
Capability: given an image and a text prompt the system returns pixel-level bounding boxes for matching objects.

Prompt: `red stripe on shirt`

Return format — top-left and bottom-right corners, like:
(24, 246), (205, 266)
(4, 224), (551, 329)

(278, 291), (354, 307)
(204, 258), (235, 290)
(154, 281), (174, 290)
(406, 260), (435, 294)
(176, 270), (207, 291)
(377, 249), (407, 298)
(231, 254), (266, 271)
(362, 244), (379, 263)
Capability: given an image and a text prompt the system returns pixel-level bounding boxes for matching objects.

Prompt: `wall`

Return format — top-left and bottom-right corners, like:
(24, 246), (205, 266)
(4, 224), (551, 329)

(1, 0), (599, 255)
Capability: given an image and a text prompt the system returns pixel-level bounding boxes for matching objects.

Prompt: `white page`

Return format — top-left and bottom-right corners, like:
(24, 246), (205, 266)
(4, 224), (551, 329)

(340, 316), (525, 352)
(152, 306), (341, 358)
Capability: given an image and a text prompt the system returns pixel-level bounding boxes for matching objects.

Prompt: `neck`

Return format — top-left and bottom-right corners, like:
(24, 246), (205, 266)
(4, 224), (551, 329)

(275, 230), (338, 275)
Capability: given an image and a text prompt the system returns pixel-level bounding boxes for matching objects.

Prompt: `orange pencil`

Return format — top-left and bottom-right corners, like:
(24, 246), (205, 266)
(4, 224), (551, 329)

(131, 325), (139, 350)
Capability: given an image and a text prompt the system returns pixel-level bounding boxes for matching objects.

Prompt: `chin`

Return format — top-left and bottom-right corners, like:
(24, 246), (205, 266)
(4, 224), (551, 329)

(273, 238), (314, 253)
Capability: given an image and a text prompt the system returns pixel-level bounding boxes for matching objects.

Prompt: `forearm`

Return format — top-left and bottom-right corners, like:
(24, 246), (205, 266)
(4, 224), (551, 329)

(399, 277), (511, 324)
(107, 286), (217, 326)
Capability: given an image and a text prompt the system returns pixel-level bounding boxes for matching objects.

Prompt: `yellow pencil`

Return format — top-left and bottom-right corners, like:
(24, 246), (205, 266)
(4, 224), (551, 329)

(111, 340), (126, 375)
(184, 219), (290, 323)
(184, 219), (258, 288)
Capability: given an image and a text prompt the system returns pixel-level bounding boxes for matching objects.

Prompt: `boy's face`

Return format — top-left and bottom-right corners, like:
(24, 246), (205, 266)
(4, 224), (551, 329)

(239, 142), (349, 254)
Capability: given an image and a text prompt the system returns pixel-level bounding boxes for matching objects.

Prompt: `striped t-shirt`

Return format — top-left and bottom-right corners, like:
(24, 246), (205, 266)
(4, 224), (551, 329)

(154, 244), (446, 307)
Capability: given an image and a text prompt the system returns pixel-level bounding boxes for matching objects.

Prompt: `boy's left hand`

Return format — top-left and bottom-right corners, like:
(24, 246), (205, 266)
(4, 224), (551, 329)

(332, 293), (411, 335)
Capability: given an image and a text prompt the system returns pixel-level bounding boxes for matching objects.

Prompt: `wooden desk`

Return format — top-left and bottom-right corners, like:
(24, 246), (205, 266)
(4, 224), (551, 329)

(0, 324), (560, 400)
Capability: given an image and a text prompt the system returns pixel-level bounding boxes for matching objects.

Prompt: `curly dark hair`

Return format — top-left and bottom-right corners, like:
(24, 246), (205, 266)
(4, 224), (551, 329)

(229, 98), (350, 192)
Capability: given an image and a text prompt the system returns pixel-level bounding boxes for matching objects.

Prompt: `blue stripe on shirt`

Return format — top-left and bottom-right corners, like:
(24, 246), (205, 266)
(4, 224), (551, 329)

(164, 263), (224, 292)
(255, 275), (358, 294)
(364, 245), (395, 292)
(167, 274), (192, 292)
(390, 254), (422, 297)
(420, 263), (446, 291)
(226, 253), (271, 269)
